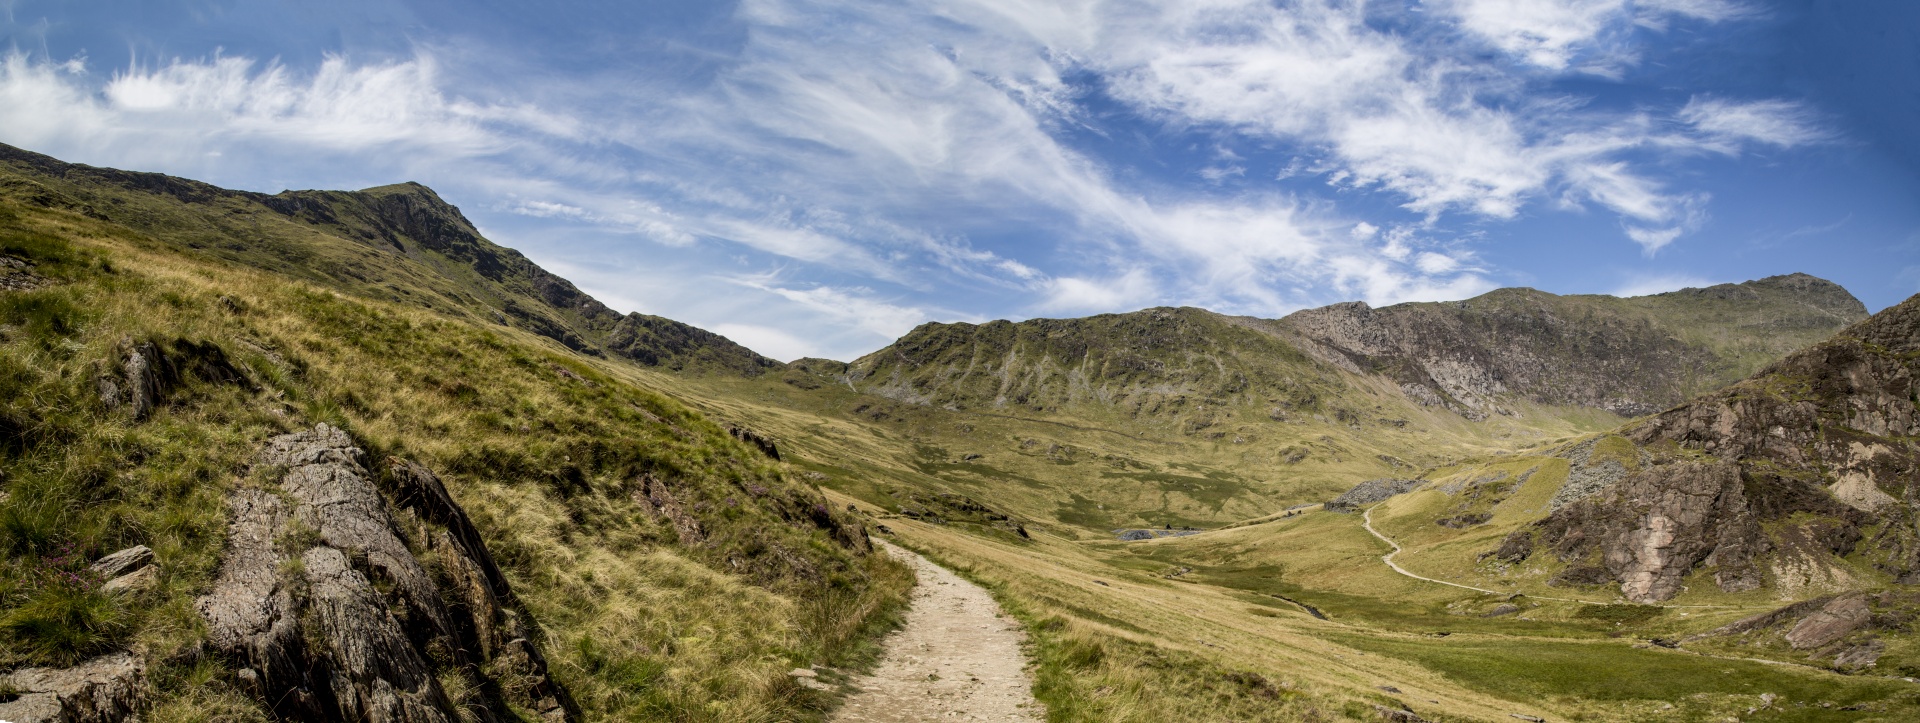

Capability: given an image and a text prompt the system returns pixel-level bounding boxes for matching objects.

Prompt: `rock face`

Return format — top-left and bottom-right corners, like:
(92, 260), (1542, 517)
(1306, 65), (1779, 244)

(0, 653), (149, 723)
(1325, 478), (1424, 513)
(1785, 595), (1872, 650)
(1496, 293), (1920, 602)
(846, 279), (1862, 427)
(197, 424), (575, 722)
(1281, 279), (1867, 419)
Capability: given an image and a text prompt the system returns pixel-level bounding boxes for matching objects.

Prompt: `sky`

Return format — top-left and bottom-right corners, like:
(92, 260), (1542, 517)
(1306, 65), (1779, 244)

(1, 0), (1916, 361)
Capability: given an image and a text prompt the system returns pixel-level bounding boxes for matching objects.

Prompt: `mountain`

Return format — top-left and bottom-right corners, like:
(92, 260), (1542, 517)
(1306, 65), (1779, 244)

(6, 145), (1912, 722)
(1502, 292), (1920, 602)
(848, 280), (1866, 427)
(0, 148), (902, 721)
(0, 143), (779, 376)
(1283, 277), (1867, 418)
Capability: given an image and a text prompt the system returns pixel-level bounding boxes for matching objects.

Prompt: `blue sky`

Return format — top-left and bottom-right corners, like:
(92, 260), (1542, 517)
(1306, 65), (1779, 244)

(2, 0), (1915, 361)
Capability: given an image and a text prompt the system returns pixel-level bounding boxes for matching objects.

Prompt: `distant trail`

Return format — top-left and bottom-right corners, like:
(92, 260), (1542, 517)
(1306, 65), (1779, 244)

(1360, 506), (1920, 686)
(1359, 505), (1748, 610)
(833, 541), (1045, 722)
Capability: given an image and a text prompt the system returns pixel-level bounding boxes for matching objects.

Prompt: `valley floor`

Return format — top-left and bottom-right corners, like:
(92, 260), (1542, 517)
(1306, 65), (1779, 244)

(833, 542), (1045, 722)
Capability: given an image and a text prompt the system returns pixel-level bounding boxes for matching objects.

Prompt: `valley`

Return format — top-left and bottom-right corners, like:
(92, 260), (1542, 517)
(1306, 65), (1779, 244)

(1, 144), (1917, 722)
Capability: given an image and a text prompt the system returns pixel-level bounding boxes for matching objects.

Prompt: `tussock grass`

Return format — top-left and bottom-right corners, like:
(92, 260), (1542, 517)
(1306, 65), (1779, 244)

(0, 198), (911, 720)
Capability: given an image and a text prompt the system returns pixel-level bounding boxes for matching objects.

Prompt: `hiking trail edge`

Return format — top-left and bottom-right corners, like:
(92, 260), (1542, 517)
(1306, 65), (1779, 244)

(832, 541), (1045, 722)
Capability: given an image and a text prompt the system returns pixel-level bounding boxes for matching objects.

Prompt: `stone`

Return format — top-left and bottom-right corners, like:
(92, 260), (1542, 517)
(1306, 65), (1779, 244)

(0, 653), (149, 723)
(1372, 705), (1428, 722)
(196, 426), (579, 722)
(1786, 596), (1871, 650)
(1833, 639), (1885, 670)
(100, 565), (159, 596)
(1325, 478), (1424, 513)
(88, 545), (153, 580)
(1484, 604), (1521, 617)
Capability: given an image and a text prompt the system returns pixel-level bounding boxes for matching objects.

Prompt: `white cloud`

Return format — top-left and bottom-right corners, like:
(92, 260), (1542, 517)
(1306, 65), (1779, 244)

(728, 275), (942, 342)
(1036, 270), (1159, 314)
(1610, 272), (1720, 297)
(709, 323), (816, 362)
(1679, 97), (1828, 150)
(0, 0), (1820, 345)
(1438, 0), (1752, 71)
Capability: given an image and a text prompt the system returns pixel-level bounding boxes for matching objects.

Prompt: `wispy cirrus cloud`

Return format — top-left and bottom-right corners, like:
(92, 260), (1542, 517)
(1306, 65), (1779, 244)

(0, 0), (1838, 359)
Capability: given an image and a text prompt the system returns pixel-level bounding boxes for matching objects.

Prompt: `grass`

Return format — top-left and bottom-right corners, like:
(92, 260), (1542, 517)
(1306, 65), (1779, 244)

(0, 194), (913, 720)
(4, 153), (1904, 722)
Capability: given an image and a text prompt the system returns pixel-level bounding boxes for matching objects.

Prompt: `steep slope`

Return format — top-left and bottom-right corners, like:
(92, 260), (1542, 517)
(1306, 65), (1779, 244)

(1366, 293), (1920, 608)
(0, 142), (779, 376)
(0, 157), (908, 720)
(1279, 277), (1867, 418)
(850, 281), (1864, 430)
(1517, 292), (1920, 601)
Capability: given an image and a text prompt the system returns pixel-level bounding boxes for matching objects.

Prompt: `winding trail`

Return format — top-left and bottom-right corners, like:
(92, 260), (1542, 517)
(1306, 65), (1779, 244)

(833, 541), (1045, 722)
(1356, 506), (1920, 681)
(1359, 505), (1748, 610)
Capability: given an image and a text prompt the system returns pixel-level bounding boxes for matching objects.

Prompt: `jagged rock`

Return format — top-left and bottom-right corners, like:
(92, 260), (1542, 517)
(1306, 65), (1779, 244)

(1787, 595), (1871, 650)
(0, 254), (49, 291)
(1522, 461), (1763, 602)
(95, 338), (169, 419)
(88, 545), (153, 580)
(728, 425), (781, 460)
(94, 337), (249, 420)
(1325, 479), (1423, 513)
(299, 546), (456, 722)
(635, 473), (706, 546)
(263, 425), (457, 646)
(1688, 596), (1835, 641)
(1833, 639), (1886, 670)
(1484, 604), (1522, 617)
(382, 458), (578, 721)
(198, 425), (576, 722)
(1371, 704), (1428, 722)
(100, 565), (159, 596)
(1548, 438), (1638, 511)
(0, 653), (149, 723)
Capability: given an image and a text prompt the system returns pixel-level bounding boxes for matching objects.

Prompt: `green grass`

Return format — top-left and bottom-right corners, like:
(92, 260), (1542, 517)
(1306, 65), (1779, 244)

(0, 193), (912, 720)
(1330, 632), (1917, 721)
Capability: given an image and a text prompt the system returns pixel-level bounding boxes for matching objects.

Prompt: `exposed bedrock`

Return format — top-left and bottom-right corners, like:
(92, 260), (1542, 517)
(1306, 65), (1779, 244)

(197, 424), (576, 722)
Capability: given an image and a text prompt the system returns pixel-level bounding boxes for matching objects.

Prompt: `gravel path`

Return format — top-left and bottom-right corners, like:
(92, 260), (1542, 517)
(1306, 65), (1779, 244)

(832, 541), (1045, 722)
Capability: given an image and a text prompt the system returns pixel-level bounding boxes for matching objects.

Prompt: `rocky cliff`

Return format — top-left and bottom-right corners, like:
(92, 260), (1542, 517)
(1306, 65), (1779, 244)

(1280, 277), (1867, 418)
(1495, 292), (1920, 602)
(847, 278), (1865, 426)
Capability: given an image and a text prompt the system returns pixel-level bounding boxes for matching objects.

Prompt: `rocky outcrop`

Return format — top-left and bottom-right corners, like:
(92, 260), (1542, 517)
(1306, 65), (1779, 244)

(93, 337), (250, 420)
(1281, 279), (1867, 419)
(1785, 595), (1871, 650)
(1325, 478), (1423, 513)
(0, 653), (148, 723)
(0, 254), (49, 291)
(728, 425), (782, 460)
(197, 424), (575, 722)
(1495, 292), (1920, 602)
(1539, 462), (1762, 601)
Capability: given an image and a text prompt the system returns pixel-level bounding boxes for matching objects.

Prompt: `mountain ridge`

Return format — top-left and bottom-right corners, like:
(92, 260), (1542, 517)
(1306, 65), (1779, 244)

(0, 142), (781, 377)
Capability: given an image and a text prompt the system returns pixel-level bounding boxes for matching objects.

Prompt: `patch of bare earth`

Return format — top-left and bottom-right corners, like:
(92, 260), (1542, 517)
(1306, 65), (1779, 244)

(832, 541), (1044, 722)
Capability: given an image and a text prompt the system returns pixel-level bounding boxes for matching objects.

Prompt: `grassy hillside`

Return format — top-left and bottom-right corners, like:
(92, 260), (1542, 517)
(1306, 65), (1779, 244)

(5, 145), (1909, 722)
(0, 143), (780, 376)
(0, 171), (909, 720)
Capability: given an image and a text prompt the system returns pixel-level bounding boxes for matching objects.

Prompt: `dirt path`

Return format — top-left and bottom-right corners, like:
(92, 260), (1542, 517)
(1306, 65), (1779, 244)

(833, 541), (1045, 722)
(1359, 505), (1747, 609)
